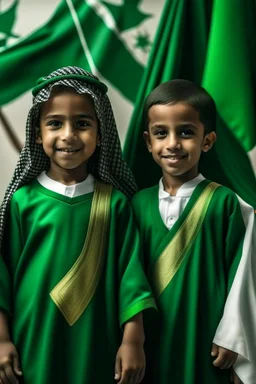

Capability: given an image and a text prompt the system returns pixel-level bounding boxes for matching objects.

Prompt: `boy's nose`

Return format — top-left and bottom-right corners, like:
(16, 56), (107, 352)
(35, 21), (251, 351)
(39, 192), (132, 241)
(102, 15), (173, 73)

(166, 134), (181, 150)
(61, 124), (77, 141)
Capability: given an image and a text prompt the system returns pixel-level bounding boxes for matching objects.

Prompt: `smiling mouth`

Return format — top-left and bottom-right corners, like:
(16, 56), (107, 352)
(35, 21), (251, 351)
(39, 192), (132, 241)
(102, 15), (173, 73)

(56, 148), (81, 153)
(162, 155), (186, 160)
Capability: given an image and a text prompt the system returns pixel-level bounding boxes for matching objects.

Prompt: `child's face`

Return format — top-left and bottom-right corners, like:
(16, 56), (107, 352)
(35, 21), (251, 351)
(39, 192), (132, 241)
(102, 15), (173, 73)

(37, 89), (100, 182)
(144, 102), (216, 184)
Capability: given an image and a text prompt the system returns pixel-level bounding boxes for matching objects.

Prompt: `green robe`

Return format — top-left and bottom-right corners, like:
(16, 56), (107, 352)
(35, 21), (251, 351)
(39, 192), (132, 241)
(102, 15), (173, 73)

(131, 179), (248, 384)
(0, 179), (156, 384)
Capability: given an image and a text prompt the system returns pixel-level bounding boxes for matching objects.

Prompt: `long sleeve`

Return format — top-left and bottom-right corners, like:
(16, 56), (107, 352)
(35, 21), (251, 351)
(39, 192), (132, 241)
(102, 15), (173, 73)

(0, 256), (11, 315)
(107, 191), (157, 326)
(213, 196), (256, 383)
(0, 197), (22, 316)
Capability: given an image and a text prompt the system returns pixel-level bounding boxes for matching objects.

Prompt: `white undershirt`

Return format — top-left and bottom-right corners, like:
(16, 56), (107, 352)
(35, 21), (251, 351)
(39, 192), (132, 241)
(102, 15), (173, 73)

(37, 172), (95, 197)
(159, 174), (205, 229)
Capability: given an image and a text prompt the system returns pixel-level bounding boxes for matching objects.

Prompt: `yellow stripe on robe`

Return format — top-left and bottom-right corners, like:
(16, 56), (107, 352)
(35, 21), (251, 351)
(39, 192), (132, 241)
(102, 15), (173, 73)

(50, 181), (112, 326)
(153, 182), (220, 298)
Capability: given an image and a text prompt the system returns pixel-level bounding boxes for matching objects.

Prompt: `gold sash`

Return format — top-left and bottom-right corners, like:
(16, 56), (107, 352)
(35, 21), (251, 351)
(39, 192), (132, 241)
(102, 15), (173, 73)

(153, 182), (220, 298)
(50, 181), (112, 326)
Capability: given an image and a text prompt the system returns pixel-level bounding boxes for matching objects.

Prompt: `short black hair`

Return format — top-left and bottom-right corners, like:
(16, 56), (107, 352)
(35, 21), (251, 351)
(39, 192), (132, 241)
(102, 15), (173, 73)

(144, 79), (216, 134)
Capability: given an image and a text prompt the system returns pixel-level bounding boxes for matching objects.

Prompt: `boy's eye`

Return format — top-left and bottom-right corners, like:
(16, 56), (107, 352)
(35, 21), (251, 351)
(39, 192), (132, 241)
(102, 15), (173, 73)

(180, 128), (194, 137)
(76, 120), (89, 129)
(154, 130), (167, 137)
(47, 120), (62, 128)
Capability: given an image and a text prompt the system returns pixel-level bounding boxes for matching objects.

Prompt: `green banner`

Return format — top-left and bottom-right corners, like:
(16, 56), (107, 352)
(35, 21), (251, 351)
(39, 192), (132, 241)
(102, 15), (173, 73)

(0, 0), (144, 105)
(123, 0), (256, 207)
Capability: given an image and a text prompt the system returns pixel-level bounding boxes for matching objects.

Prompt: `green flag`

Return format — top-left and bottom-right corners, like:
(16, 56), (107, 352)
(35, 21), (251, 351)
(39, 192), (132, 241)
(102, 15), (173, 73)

(0, 0), (147, 105)
(123, 0), (256, 208)
(0, 0), (166, 201)
(202, 0), (256, 207)
(0, 0), (19, 47)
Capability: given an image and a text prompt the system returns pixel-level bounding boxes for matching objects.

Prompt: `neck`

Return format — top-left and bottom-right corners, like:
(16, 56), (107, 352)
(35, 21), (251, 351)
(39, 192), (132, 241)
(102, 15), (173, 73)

(47, 164), (88, 185)
(162, 171), (199, 196)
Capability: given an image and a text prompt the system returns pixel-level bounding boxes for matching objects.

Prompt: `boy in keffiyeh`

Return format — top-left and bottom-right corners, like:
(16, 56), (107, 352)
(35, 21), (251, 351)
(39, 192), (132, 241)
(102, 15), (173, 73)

(0, 66), (156, 384)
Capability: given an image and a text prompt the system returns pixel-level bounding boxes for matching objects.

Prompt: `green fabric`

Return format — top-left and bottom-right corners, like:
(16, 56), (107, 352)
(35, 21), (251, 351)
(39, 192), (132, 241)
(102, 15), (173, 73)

(0, 0), (144, 106)
(132, 181), (245, 384)
(32, 74), (108, 96)
(120, 297), (155, 325)
(123, 0), (256, 208)
(0, 257), (11, 315)
(1, 180), (156, 384)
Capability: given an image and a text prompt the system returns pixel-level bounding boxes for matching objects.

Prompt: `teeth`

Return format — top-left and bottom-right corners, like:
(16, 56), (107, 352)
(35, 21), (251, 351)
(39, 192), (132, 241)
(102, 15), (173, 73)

(165, 156), (183, 159)
(58, 149), (80, 152)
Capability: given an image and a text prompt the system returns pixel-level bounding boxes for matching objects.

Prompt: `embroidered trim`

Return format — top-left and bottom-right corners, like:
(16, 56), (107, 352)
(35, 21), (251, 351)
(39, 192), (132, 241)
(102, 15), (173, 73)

(50, 181), (112, 325)
(153, 182), (220, 298)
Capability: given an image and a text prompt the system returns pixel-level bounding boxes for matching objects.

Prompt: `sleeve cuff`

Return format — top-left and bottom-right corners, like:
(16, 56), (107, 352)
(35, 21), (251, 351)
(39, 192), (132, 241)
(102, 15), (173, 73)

(119, 297), (157, 326)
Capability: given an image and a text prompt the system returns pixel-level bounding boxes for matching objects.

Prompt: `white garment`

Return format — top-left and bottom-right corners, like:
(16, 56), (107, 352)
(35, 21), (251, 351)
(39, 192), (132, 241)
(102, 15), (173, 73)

(213, 196), (256, 384)
(158, 174), (204, 229)
(37, 172), (95, 197)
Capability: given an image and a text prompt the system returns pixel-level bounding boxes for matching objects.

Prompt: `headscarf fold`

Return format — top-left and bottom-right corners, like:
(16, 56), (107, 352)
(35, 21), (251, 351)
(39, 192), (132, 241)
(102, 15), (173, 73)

(0, 66), (137, 249)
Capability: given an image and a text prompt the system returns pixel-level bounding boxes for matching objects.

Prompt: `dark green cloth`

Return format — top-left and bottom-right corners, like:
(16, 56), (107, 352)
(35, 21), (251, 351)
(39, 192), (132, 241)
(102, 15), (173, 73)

(124, 0), (256, 208)
(132, 180), (245, 384)
(1, 180), (156, 384)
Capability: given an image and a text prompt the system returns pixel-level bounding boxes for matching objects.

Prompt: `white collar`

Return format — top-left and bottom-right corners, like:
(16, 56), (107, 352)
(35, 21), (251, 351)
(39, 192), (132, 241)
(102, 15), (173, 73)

(37, 172), (95, 198)
(159, 174), (205, 199)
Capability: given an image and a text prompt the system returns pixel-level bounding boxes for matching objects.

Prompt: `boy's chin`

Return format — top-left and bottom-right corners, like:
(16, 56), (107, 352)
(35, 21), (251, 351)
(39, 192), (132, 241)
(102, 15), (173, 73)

(162, 167), (199, 180)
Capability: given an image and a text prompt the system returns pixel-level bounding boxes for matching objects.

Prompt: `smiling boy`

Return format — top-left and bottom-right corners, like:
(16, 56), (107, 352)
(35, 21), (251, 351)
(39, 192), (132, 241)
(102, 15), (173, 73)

(131, 79), (256, 384)
(36, 87), (101, 184)
(145, 100), (216, 195)
(0, 67), (157, 384)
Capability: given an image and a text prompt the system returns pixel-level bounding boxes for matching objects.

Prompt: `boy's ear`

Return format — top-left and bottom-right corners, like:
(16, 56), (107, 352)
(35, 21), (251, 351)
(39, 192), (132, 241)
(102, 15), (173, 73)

(36, 127), (42, 144)
(202, 131), (217, 153)
(143, 131), (152, 153)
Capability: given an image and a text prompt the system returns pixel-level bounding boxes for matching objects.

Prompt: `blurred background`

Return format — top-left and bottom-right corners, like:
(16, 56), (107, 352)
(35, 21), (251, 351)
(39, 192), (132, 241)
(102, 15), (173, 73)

(0, 0), (256, 207)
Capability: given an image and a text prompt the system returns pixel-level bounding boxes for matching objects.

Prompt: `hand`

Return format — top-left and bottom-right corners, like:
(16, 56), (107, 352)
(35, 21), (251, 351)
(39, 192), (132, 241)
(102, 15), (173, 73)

(114, 341), (145, 384)
(211, 343), (238, 370)
(230, 368), (243, 384)
(0, 341), (22, 384)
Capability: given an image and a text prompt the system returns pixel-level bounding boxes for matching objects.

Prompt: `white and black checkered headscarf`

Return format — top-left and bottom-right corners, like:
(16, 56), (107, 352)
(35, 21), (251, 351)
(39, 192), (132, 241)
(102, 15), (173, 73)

(0, 66), (137, 249)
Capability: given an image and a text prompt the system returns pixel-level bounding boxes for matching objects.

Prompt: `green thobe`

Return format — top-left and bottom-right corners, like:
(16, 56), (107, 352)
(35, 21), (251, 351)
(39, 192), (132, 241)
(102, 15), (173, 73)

(132, 179), (249, 384)
(0, 179), (156, 384)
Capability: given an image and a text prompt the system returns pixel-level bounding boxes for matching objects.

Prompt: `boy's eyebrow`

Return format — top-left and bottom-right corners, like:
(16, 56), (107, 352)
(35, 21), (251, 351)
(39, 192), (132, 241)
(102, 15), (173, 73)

(178, 123), (198, 129)
(150, 122), (198, 129)
(43, 113), (96, 120)
(150, 124), (167, 129)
